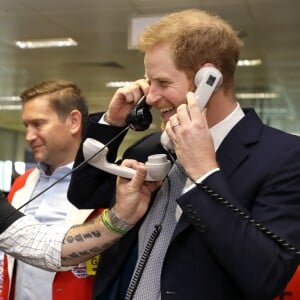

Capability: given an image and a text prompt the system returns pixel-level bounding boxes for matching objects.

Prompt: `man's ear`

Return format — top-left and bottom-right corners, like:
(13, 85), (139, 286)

(68, 109), (82, 135)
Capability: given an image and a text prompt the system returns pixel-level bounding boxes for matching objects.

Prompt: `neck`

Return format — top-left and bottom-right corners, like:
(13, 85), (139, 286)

(43, 140), (80, 175)
(206, 88), (237, 128)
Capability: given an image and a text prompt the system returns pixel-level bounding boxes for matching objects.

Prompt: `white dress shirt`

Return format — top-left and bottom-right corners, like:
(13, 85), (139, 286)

(0, 215), (70, 270)
(14, 162), (74, 300)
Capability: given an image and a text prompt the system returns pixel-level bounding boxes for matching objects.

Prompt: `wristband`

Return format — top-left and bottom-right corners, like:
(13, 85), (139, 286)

(101, 208), (134, 235)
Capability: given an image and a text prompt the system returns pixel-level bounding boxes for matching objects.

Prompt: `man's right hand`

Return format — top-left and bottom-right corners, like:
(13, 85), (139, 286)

(114, 159), (162, 225)
(105, 79), (149, 127)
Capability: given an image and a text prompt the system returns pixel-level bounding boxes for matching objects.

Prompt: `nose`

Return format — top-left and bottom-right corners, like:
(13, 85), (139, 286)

(25, 127), (37, 144)
(146, 85), (161, 106)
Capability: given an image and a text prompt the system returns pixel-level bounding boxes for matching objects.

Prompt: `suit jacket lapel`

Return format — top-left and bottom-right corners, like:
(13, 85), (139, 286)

(173, 108), (263, 237)
(216, 108), (263, 179)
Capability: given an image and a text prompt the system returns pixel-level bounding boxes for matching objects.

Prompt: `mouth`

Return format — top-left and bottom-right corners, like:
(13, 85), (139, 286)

(31, 144), (43, 152)
(159, 106), (176, 121)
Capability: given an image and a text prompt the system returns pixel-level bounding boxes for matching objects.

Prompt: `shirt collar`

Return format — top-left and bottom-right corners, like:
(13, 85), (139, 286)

(210, 102), (245, 151)
(37, 161), (74, 178)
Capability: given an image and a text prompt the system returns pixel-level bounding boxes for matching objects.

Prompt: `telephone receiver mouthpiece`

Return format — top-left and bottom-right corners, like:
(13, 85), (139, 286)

(83, 138), (171, 181)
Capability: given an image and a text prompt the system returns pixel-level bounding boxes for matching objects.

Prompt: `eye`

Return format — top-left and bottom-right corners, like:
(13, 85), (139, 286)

(25, 119), (46, 129)
(159, 80), (170, 87)
(35, 120), (47, 128)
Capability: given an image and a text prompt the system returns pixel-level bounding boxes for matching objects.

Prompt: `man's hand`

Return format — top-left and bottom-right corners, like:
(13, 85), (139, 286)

(114, 159), (162, 225)
(165, 92), (218, 180)
(105, 79), (150, 127)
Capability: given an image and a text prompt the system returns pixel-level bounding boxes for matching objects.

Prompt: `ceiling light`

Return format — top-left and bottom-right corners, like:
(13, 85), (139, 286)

(237, 59), (262, 67)
(0, 96), (20, 101)
(128, 16), (164, 49)
(0, 96), (21, 110)
(236, 92), (278, 99)
(105, 81), (133, 88)
(0, 105), (22, 110)
(15, 38), (77, 49)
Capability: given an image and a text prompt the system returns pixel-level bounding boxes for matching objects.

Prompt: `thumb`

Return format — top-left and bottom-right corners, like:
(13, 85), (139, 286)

(131, 165), (147, 187)
(202, 108), (209, 128)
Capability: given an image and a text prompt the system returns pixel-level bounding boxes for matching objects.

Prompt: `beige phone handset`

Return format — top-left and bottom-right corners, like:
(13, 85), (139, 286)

(82, 97), (171, 181)
(160, 66), (223, 151)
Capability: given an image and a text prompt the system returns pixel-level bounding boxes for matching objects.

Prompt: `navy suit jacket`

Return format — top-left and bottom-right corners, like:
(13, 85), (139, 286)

(68, 108), (300, 300)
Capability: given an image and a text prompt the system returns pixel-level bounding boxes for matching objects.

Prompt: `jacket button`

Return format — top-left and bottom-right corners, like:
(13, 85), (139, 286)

(186, 204), (193, 212)
(195, 218), (202, 226)
(200, 225), (207, 233)
(190, 211), (197, 219)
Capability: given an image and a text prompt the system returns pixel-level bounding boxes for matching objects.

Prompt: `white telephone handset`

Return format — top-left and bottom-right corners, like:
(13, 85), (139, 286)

(83, 138), (171, 181)
(160, 66), (223, 151)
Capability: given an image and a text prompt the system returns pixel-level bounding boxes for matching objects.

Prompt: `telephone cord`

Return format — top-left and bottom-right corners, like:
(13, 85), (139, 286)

(124, 176), (171, 300)
(167, 152), (300, 256)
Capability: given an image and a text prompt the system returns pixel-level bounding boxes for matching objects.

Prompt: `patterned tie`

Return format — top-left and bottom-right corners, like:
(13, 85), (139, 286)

(129, 162), (187, 300)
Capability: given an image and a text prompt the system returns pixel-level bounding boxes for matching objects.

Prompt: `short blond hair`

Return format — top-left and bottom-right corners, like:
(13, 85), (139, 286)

(138, 9), (243, 88)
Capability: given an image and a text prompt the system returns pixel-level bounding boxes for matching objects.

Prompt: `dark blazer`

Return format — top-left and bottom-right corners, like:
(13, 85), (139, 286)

(68, 108), (300, 300)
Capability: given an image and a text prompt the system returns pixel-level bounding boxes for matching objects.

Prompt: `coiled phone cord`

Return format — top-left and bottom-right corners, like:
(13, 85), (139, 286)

(125, 151), (300, 300)
(124, 225), (161, 300)
(168, 153), (300, 256)
(196, 182), (300, 255)
(124, 176), (171, 300)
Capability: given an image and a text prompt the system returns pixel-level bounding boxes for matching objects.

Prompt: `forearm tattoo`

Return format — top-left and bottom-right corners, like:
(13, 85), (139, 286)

(61, 217), (119, 263)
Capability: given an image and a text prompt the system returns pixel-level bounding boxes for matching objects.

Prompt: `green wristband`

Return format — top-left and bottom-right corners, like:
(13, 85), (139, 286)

(101, 209), (127, 235)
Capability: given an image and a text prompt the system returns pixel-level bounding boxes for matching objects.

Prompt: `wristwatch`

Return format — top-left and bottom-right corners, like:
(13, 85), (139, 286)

(108, 207), (135, 233)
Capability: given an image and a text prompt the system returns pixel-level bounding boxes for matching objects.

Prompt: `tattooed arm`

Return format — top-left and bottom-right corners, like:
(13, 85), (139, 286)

(0, 160), (161, 270)
(61, 159), (162, 266)
(61, 214), (121, 265)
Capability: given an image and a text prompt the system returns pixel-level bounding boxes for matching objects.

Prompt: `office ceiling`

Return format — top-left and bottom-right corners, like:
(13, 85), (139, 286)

(0, 0), (299, 149)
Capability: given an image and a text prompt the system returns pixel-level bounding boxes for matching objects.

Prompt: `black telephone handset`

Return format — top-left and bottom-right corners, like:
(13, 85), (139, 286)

(125, 95), (153, 131)
(82, 95), (171, 181)
(160, 66), (223, 151)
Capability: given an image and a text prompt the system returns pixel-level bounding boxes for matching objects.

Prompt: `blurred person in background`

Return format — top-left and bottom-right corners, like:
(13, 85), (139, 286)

(0, 80), (96, 300)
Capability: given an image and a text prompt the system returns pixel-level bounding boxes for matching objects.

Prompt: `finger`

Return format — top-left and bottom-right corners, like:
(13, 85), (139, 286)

(131, 165), (147, 186)
(169, 114), (180, 128)
(115, 81), (143, 105)
(176, 103), (191, 124)
(122, 84), (142, 104)
(165, 119), (176, 139)
(121, 159), (139, 169)
(201, 108), (209, 128)
(126, 79), (150, 104)
(145, 180), (163, 193)
(134, 78), (150, 96)
(186, 91), (202, 120)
